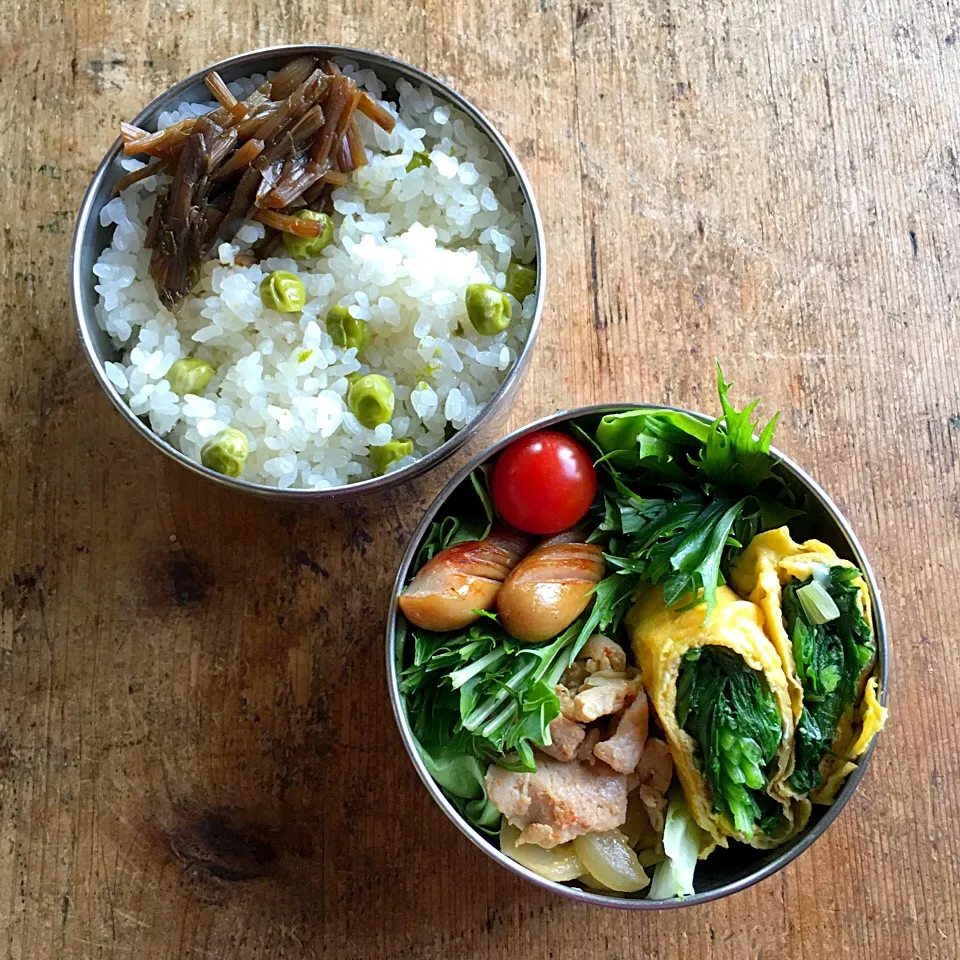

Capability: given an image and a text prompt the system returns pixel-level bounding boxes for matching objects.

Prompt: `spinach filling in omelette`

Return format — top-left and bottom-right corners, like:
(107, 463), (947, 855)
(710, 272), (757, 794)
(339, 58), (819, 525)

(676, 648), (784, 838)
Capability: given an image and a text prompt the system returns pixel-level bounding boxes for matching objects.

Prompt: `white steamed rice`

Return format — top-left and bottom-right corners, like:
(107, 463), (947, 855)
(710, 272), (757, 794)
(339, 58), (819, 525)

(93, 64), (536, 489)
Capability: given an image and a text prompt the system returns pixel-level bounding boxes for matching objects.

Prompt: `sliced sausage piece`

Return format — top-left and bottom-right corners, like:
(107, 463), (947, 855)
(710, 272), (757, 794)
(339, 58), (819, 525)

(497, 541), (606, 643)
(398, 528), (531, 631)
(485, 756), (629, 848)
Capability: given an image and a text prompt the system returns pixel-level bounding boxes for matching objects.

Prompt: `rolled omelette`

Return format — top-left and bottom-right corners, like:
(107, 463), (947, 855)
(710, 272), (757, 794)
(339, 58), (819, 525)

(730, 527), (886, 804)
(626, 584), (806, 854)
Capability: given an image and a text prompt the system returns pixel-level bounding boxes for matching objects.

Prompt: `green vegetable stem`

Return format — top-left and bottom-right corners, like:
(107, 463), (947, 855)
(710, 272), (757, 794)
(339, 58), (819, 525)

(676, 647), (783, 838)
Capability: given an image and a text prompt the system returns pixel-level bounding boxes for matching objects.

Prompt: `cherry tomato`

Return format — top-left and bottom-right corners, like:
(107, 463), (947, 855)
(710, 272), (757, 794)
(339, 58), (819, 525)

(491, 430), (597, 534)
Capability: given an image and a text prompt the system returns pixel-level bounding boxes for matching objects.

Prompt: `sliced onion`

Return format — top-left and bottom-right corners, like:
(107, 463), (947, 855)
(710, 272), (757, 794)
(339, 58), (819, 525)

(798, 580), (840, 624)
(578, 873), (631, 897)
(622, 793), (657, 849)
(573, 830), (650, 893)
(638, 846), (666, 868)
(499, 823), (584, 882)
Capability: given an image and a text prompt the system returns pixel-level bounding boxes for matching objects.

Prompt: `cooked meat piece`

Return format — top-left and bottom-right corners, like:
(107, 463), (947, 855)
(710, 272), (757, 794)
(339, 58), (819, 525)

(594, 690), (649, 774)
(572, 678), (641, 723)
(580, 635), (628, 673)
(635, 736), (673, 834)
(555, 683), (576, 720)
(538, 714), (586, 762)
(575, 727), (602, 762)
(636, 736), (673, 795)
(560, 661), (589, 693)
(398, 527), (532, 631)
(497, 541), (606, 643)
(485, 756), (629, 848)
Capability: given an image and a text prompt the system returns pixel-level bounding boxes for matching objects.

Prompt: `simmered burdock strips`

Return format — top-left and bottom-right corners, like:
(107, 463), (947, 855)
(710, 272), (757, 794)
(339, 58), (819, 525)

(119, 57), (396, 307)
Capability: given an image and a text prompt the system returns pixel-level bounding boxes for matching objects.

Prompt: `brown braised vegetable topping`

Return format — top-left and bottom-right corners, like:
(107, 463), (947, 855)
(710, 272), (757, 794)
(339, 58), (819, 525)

(120, 60), (396, 308)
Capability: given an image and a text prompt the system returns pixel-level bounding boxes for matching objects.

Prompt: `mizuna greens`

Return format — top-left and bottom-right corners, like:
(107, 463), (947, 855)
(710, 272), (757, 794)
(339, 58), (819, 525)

(584, 368), (801, 620)
(784, 566), (875, 792)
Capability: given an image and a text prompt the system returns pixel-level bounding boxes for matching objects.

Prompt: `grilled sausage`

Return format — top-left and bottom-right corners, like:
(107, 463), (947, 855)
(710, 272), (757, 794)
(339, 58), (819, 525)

(398, 528), (532, 631)
(497, 541), (606, 643)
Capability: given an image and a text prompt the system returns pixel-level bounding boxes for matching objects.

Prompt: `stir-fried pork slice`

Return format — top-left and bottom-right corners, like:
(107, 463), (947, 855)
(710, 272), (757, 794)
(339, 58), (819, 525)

(580, 635), (627, 673)
(575, 727), (602, 762)
(561, 661), (589, 692)
(555, 683), (576, 721)
(636, 736), (672, 795)
(538, 715), (586, 762)
(572, 677), (642, 723)
(485, 756), (629, 848)
(593, 690), (649, 774)
(635, 736), (673, 833)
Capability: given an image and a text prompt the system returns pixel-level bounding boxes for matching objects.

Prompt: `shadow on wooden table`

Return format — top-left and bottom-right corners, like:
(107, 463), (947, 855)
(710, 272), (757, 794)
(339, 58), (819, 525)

(65, 384), (559, 955)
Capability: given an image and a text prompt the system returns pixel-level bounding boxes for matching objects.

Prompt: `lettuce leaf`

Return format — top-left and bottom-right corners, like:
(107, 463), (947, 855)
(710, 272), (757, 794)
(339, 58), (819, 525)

(414, 739), (502, 831)
(595, 408), (707, 479)
(648, 787), (702, 899)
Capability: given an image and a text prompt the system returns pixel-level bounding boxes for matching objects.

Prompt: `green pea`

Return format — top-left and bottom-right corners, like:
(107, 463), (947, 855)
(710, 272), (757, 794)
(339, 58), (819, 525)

(370, 438), (414, 475)
(200, 428), (250, 478)
(347, 374), (395, 429)
(465, 282), (511, 335)
(326, 305), (371, 355)
(504, 260), (537, 302)
(406, 151), (429, 172)
(165, 357), (214, 396)
(260, 270), (306, 313)
(282, 211), (335, 259)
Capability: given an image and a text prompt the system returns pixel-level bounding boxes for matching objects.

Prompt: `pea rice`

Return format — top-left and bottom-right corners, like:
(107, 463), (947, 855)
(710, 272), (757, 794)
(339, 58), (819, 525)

(93, 63), (536, 489)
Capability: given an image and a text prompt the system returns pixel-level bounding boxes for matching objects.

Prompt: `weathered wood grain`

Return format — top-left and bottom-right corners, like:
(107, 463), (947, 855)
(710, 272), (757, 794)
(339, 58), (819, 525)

(1, 0), (959, 957)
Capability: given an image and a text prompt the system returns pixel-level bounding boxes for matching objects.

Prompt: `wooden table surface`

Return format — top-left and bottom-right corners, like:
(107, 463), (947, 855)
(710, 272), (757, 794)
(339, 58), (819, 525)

(2, 0), (959, 957)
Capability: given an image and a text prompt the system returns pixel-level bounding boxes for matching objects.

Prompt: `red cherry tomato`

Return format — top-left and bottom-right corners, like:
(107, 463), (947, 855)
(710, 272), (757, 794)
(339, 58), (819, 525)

(491, 430), (597, 534)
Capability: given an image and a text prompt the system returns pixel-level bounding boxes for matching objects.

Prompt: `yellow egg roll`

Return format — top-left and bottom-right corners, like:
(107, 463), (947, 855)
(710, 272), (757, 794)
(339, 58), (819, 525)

(729, 527), (886, 803)
(626, 585), (806, 854)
